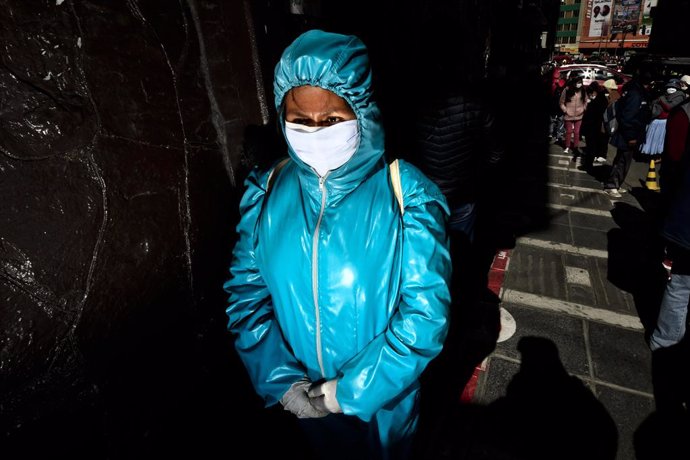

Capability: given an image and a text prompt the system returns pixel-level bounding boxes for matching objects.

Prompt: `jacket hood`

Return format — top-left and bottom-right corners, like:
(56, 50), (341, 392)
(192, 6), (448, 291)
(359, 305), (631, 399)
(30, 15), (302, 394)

(661, 90), (688, 110)
(273, 29), (385, 191)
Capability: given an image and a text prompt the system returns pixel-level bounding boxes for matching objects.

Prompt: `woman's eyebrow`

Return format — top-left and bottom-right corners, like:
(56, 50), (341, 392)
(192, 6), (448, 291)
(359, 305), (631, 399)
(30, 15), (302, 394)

(287, 108), (343, 117)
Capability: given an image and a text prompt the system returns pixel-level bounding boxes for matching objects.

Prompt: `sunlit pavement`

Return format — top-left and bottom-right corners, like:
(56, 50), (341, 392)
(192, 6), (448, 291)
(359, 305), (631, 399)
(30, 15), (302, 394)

(456, 143), (665, 460)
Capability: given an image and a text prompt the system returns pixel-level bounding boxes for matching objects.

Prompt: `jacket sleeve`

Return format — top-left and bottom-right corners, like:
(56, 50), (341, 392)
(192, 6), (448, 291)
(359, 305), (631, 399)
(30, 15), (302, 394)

(335, 163), (452, 421)
(223, 168), (306, 406)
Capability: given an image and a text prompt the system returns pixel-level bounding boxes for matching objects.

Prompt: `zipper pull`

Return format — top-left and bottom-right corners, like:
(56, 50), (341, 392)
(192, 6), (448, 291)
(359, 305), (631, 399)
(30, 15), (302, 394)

(318, 173), (328, 191)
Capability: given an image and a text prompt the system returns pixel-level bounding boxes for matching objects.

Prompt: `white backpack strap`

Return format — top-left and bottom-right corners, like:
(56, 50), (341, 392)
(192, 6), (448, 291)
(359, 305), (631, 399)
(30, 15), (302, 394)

(389, 159), (404, 215)
(266, 158), (290, 194)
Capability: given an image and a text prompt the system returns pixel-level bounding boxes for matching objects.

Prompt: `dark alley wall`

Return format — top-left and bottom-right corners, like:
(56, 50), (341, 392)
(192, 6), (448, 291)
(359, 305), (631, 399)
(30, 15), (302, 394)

(0, 1), (272, 457)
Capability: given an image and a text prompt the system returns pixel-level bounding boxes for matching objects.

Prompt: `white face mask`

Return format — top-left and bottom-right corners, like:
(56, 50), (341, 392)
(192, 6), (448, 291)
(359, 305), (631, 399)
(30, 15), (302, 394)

(576, 83), (583, 88)
(667, 87), (678, 94)
(285, 120), (360, 177)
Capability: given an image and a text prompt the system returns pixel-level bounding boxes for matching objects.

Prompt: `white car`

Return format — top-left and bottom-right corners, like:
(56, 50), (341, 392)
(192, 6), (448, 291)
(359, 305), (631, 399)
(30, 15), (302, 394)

(551, 63), (631, 93)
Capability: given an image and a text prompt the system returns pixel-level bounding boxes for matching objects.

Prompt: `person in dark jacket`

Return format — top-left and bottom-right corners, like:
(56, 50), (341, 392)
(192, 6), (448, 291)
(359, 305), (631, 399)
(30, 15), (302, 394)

(581, 81), (608, 170)
(604, 75), (652, 197)
(412, 91), (505, 243)
(407, 53), (505, 457)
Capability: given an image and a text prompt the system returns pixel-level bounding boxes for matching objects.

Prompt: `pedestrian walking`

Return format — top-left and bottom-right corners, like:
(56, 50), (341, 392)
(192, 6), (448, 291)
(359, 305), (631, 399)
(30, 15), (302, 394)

(560, 76), (588, 158)
(604, 73), (652, 198)
(581, 81), (608, 169)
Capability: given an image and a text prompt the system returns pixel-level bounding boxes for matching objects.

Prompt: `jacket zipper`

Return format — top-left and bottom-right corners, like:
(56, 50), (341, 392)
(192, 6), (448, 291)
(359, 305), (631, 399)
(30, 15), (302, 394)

(312, 174), (328, 377)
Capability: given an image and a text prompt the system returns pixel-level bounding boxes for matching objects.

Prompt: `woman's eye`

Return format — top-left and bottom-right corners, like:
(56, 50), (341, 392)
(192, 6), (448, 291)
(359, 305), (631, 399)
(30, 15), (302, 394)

(324, 117), (342, 125)
(291, 118), (315, 126)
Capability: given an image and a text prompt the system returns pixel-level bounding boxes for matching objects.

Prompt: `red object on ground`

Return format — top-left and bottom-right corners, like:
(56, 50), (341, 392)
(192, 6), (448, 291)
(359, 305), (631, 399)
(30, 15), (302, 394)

(459, 249), (512, 404)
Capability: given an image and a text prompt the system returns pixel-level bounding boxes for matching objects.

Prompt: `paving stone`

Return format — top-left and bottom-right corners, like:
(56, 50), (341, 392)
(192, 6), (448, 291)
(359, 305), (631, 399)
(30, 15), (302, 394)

(588, 322), (653, 393)
(572, 226), (609, 251)
(569, 212), (616, 232)
(548, 207), (571, 226)
(576, 190), (613, 210)
(567, 283), (596, 305)
(522, 222), (572, 245)
(571, 174), (605, 189)
(564, 252), (590, 269)
(495, 303), (589, 376)
(504, 246), (566, 299)
(476, 357), (519, 404)
(589, 256), (637, 314)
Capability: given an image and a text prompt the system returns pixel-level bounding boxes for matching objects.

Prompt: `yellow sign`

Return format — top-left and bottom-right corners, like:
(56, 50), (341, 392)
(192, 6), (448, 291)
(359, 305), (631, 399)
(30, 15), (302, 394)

(560, 45), (580, 54)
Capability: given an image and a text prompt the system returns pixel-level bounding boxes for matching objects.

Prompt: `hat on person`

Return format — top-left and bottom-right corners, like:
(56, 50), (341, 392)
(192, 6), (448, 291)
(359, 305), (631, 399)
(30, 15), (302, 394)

(603, 79), (618, 91)
(666, 78), (683, 90)
(680, 75), (690, 87)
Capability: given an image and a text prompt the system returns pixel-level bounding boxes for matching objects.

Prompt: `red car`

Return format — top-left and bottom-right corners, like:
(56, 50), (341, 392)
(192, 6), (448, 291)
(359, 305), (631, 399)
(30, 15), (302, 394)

(551, 64), (631, 94)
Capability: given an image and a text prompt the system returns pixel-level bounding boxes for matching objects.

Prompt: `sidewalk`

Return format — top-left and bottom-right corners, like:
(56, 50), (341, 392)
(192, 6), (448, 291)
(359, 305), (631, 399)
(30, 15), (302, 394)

(427, 143), (676, 459)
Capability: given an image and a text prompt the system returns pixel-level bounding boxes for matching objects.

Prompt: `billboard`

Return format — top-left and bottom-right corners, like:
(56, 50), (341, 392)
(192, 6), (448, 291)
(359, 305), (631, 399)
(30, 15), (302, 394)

(588, 0), (613, 38)
(612, 0), (642, 34)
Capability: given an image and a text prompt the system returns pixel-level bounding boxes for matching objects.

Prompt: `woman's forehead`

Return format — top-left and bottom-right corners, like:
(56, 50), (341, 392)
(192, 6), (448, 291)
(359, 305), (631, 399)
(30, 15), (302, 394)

(286, 86), (352, 112)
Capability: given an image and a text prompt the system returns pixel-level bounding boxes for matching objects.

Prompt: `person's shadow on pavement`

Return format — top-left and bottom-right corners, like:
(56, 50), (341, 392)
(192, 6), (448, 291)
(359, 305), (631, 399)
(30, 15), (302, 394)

(607, 202), (668, 332)
(420, 336), (618, 460)
(634, 337), (690, 459)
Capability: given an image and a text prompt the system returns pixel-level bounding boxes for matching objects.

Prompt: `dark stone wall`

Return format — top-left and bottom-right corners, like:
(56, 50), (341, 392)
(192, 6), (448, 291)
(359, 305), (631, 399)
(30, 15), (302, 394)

(0, 1), (284, 457)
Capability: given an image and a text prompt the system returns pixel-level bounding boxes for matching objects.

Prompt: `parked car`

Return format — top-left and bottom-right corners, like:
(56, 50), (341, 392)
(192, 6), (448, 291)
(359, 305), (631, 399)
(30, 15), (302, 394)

(550, 64), (631, 94)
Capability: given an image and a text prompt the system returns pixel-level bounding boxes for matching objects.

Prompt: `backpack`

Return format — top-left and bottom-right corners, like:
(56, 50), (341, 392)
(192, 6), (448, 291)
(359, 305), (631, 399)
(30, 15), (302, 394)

(266, 158), (405, 215)
(603, 101), (618, 136)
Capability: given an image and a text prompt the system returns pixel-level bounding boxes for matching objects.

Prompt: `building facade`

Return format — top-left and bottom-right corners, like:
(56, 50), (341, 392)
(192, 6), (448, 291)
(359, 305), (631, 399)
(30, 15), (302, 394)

(555, 0), (655, 56)
(555, 0), (582, 54)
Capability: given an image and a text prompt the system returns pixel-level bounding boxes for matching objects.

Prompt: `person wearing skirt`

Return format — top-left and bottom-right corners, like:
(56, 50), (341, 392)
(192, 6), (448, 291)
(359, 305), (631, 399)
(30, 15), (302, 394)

(640, 118), (666, 157)
(641, 79), (688, 159)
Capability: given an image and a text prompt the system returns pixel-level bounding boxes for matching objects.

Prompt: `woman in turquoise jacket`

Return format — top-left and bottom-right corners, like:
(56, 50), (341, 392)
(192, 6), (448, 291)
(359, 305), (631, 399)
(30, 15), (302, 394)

(224, 29), (451, 459)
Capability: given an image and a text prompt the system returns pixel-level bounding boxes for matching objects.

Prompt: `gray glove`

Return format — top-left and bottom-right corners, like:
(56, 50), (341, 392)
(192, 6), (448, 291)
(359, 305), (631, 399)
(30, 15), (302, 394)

(280, 378), (329, 419)
(308, 379), (342, 414)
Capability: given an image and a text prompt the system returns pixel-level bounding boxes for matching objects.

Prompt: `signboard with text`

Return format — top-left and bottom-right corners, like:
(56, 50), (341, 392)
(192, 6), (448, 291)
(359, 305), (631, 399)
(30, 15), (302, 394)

(588, 0), (614, 37)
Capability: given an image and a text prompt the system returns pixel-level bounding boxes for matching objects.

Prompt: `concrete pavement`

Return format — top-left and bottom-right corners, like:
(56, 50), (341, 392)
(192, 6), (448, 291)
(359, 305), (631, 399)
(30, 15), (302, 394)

(418, 140), (685, 460)
(473, 143), (668, 460)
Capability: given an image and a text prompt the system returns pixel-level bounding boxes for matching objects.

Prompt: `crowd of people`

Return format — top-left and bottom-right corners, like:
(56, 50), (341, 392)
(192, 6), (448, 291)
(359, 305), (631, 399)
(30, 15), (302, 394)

(221, 28), (690, 458)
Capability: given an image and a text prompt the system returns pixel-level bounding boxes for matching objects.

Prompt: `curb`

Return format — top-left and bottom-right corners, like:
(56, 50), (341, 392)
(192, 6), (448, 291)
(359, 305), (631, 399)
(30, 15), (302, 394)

(460, 248), (512, 404)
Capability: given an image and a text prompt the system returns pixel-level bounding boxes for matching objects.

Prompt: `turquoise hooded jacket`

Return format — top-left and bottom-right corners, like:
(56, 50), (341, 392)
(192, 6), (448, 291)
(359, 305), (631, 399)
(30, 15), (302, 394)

(224, 29), (451, 450)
